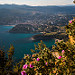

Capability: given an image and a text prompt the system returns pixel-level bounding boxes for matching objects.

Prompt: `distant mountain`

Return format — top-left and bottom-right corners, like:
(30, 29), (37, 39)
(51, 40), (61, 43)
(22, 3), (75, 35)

(0, 4), (75, 17)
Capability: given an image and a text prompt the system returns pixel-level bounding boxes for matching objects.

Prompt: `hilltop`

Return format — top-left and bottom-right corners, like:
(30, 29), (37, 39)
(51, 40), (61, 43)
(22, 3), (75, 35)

(0, 4), (75, 17)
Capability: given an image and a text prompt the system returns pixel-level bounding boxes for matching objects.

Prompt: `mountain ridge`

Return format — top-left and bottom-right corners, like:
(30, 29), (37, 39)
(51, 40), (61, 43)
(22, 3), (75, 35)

(0, 4), (75, 16)
(0, 4), (75, 25)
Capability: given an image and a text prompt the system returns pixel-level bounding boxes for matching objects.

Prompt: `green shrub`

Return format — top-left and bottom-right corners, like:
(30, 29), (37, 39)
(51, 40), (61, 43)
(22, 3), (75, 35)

(0, 45), (15, 75)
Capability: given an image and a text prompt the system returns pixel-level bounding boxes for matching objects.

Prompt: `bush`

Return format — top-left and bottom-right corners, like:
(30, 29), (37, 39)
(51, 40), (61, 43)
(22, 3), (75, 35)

(0, 45), (14, 75)
(65, 18), (75, 40)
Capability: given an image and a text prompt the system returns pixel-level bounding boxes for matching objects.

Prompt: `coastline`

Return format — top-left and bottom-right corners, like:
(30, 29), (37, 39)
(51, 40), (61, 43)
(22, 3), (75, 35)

(4, 25), (16, 27)
(31, 33), (68, 42)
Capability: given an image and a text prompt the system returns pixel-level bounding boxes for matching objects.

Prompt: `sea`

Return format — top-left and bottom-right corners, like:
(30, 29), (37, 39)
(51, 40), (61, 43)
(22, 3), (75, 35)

(0, 25), (55, 62)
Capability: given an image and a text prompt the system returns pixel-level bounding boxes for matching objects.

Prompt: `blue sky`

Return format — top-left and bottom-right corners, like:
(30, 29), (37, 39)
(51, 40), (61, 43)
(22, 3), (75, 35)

(0, 0), (74, 6)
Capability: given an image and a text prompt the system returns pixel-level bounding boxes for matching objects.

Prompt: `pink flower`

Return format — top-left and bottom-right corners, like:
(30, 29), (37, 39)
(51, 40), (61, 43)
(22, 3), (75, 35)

(58, 56), (62, 59)
(33, 58), (35, 61)
(45, 62), (47, 65)
(21, 71), (27, 75)
(55, 39), (58, 42)
(23, 64), (28, 69)
(69, 20), (72, 23)
(56, 73), (58, 75)
(27, 54), (29, 56)
(30, 64), (34, 68)
(62, 50), (65, 53)
(37, 58), (40, 61)
(63, 60), (65, 62)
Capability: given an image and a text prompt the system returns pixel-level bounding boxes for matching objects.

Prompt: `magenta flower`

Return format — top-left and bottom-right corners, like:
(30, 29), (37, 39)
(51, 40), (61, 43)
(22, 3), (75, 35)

(23, 64), (28, 69)
(55, 39), (58, 42)
(37, 58), (40, 61)
(62, 50), (65, 53)
(58, 56), (62, 59)
(58, 40), (61, 42)
(21, 71), (27, 75)
(27, 54), (29, 56)
(30, 64), (34, 68)
(63, 60), (65, 62)
(56, 73), (58, 75)
(45, 62), (47, 65)
(69, 20), (72, 23)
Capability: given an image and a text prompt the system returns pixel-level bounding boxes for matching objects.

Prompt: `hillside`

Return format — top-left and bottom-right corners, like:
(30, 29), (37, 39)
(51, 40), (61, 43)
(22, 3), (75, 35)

(0, 4), (75, 16)
(0, 4), (75, 25)
(9, 24), (37, 33)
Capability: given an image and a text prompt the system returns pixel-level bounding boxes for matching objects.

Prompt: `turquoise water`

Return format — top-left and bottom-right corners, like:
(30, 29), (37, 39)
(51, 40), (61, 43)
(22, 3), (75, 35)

(0, 25), (55, 61)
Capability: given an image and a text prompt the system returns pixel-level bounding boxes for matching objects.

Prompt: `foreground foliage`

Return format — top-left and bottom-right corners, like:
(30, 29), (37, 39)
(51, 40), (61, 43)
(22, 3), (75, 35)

(65, 18), (75, 40)
(0, 45), (14, 75)
(21, 40), (75, 75)
(21, 18), (75, 75)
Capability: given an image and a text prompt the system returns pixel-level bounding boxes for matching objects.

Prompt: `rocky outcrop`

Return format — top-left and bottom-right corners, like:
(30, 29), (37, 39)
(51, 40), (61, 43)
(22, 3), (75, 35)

(9, 24), (37, 33)
(32, 33), (68, 41)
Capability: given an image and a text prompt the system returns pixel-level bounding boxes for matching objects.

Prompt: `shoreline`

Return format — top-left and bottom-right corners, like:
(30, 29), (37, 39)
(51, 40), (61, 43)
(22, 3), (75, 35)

(31, 33), (68, 42)
(4, 25), (16, 27)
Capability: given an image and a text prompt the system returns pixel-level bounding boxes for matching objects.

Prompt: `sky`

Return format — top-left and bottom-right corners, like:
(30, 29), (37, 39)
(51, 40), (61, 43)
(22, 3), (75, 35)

(0, 0), (74, 6)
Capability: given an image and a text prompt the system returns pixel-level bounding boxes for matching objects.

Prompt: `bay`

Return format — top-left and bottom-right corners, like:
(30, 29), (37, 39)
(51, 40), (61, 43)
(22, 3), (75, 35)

(0, 25), (55, 61)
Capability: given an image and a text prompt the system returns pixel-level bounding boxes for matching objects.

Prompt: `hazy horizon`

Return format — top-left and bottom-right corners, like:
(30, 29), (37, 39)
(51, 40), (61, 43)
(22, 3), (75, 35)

(0, 0), (74, 6)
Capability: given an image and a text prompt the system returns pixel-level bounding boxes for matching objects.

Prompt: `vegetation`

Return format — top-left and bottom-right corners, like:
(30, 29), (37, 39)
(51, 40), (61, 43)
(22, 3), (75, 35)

(0, 45), (14, 75)
(0, 1), (75, 75)
(0, 45), (25, 75)
(32, 32), (68, 42)
(21, 40), (75, 75)
(20, 18), (75, 75)
(65, 18), (75, 40)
